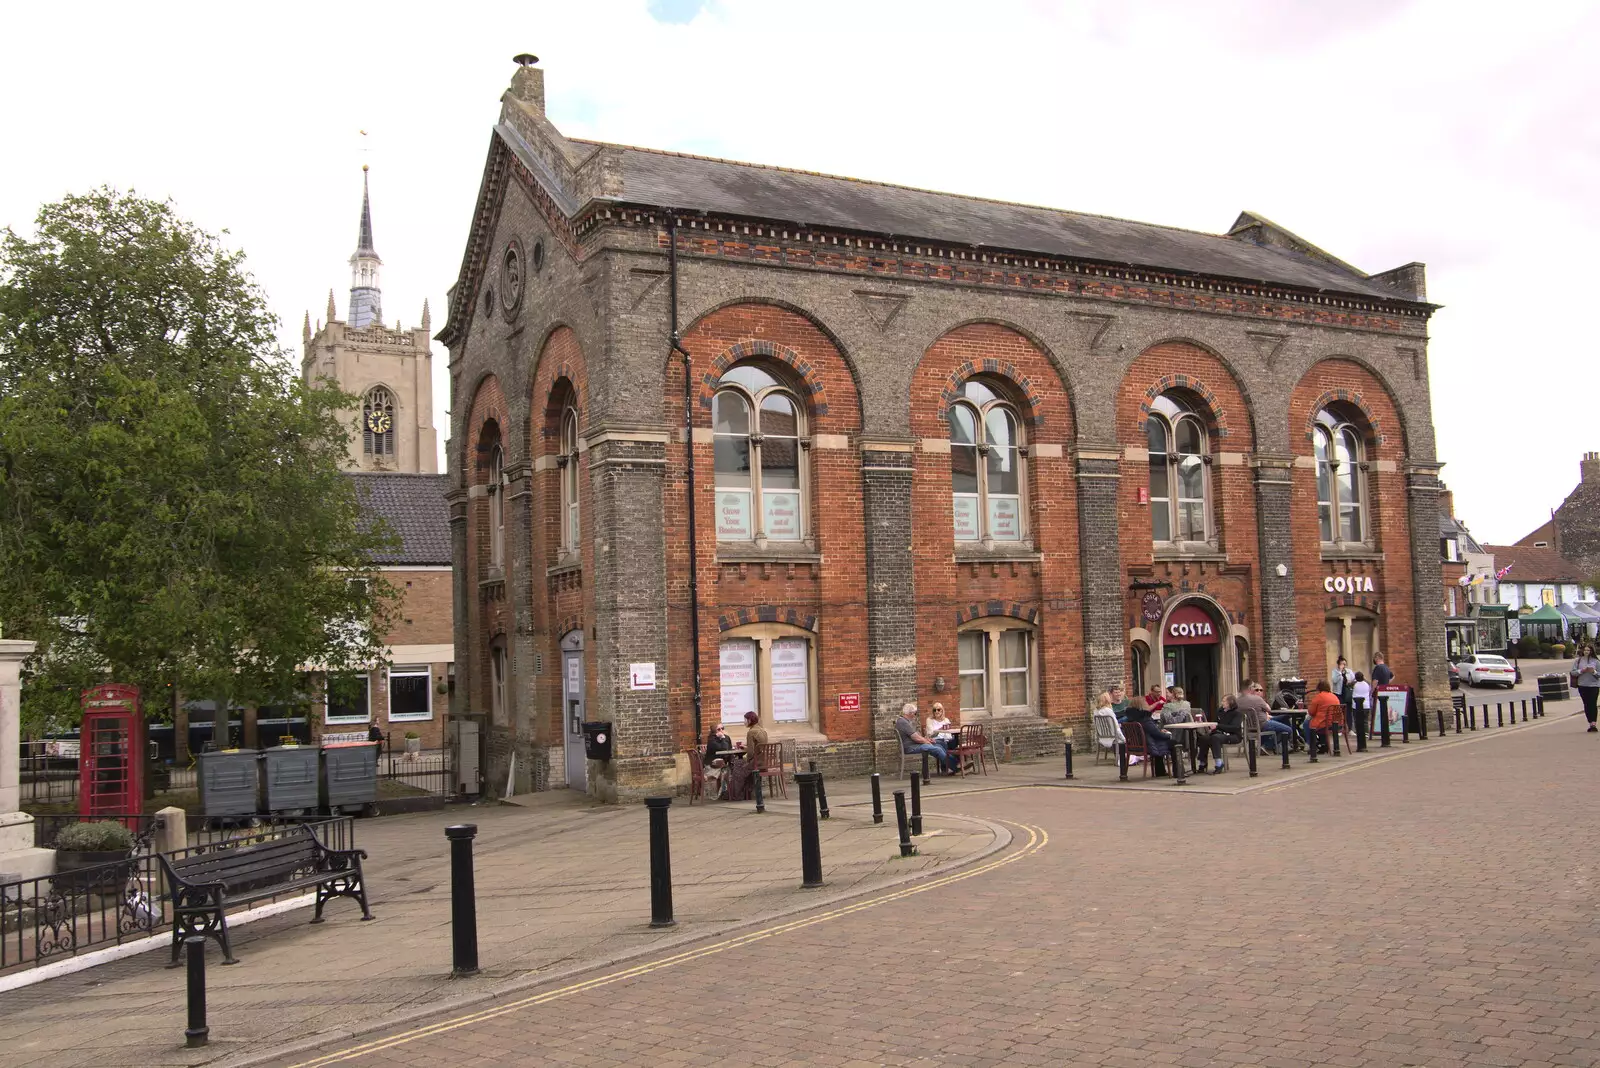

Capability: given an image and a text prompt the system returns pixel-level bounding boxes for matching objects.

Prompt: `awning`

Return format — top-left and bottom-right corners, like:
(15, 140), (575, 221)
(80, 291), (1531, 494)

(1571, 602), (1600, 620)
(1557, 603), (1591, 622)
(1520, 605), (1566, 623)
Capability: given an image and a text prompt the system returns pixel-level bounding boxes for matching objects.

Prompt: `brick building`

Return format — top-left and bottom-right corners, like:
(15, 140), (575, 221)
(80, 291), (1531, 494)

(438, 58), (1450, 800)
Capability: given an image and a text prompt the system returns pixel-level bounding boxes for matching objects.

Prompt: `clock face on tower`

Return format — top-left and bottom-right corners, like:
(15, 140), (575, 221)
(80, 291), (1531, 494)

(366, 409), (392, 434)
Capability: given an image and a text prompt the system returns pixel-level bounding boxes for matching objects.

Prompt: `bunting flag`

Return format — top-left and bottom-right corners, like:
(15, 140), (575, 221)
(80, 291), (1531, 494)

(1470, 574), (1485, 586)
(1495, 563), (1514, 579)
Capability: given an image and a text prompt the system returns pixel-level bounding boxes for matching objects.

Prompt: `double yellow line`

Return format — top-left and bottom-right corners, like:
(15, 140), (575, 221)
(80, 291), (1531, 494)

(286, 818), (1047, 1067)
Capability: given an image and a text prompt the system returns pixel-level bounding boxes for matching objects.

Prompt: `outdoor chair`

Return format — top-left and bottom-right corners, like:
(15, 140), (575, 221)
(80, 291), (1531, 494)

(899, 743), (938, 779)
(953, 723), (994, 776)
(754, 741), (787, 799)
(782, 738), (802, 782)
(1092, 710), (1124, 765)
(686, 748), (706, 804)
(1120, 721), (1151, 779)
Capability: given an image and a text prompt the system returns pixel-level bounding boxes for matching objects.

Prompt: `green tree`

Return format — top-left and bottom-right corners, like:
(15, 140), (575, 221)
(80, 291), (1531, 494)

(0, 189), (399, 740)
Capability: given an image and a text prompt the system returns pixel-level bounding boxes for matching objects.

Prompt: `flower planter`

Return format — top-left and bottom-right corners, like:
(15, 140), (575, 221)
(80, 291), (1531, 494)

(404, 736), (422, 755)
(53, 850), (135, 896)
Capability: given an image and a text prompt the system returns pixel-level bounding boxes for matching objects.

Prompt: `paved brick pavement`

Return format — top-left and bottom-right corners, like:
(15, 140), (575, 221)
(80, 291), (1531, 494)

(0, 793), (998, 1068)
(258, 706), (1598, 1068)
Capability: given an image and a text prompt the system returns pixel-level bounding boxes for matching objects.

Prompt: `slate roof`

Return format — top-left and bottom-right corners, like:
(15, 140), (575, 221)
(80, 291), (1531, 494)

(585, 141), (1408, 302)
(1482, 544), (1589, 584)
(348, 472), (451, 566)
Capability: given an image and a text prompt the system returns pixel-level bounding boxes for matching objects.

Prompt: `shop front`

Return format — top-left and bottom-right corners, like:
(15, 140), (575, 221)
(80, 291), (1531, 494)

(1159, 601), (1228, 714)
(1321, 571), (1382, 681)
(1473, 604), (1510, 654)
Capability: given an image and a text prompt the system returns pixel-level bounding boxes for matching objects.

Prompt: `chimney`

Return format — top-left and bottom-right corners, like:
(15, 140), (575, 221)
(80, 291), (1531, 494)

(1582, 451), (1600, 485)
(1438, 484), (1455, 521)
(510, 53), (544, 115)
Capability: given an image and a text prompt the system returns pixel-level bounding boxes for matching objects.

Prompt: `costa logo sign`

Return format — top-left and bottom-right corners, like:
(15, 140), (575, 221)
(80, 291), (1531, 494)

(1324, 575), (1376, 593)
(1164, 604), (1220, 645)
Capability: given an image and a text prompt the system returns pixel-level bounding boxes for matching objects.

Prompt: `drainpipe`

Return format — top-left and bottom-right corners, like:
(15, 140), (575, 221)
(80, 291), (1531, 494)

(668, 214), (704, 743)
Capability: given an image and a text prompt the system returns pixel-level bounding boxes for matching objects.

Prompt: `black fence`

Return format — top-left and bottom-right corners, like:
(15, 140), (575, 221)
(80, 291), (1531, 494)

(379, 734), (451, 796)
(1, 817), (354, 975)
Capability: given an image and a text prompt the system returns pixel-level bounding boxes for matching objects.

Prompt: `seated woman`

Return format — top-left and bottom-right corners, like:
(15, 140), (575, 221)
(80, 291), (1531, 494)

(703, 724), (734, 799)
(1122, 697), (1176, 776)
(924, 702), (958, 750)
(1204, 694), (1243, 773)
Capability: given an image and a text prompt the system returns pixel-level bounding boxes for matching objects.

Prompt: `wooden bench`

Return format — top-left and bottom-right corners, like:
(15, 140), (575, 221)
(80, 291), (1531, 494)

(156, 824), (372, 965)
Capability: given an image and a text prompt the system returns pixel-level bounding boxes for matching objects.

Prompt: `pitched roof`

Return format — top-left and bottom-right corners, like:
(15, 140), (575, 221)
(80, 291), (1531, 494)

(585, 140), (1411, 302)
(348, 472), (450, 566)
(1482, 543), (1590, 584)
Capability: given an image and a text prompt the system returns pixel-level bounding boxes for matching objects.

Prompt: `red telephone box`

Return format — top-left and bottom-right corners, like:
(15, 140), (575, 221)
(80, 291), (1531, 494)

(80, 684), (146, 817)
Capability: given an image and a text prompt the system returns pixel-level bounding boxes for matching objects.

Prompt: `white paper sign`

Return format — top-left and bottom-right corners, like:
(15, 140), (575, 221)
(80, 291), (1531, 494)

(764, 491), (801, 540)
(771, 638), (809, 722)
(717, 491), (751, 539)
(952, 495), (980, 541)
(988, 496), (1021, 541)
(629, 662), (656, 690)
(720, 641), (757, 725)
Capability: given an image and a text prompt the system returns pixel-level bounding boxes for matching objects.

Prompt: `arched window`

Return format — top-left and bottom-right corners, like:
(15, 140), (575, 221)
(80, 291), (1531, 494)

(363, 387), (394, 458)
(713, 365), (806, 543)
(487, 444), (505, 570)
(948, 379), (1025, 543)
(1146, 394), (1211, 546)
(559, 406), (580, 553)
(1314, 409), (1368, 545)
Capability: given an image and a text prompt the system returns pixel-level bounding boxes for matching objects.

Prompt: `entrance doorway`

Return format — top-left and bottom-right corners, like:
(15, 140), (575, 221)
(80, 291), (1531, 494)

(1324, 610), (1378, 680)
(1162, 601), (1223, 714)
(561, 630), (586, 792)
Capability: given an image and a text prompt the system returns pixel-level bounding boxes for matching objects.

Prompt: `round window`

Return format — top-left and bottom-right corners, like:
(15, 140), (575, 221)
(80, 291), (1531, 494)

(499, 239), (527, 319)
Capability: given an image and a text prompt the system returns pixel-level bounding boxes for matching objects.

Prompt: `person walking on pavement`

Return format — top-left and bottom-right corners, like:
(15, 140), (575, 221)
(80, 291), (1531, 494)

(1571, 643), (1600, 731)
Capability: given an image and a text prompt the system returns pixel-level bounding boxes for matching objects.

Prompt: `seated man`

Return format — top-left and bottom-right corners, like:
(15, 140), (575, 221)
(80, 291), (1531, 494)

(1238, 680), (1293, 754)
(895, 702), (958, 773)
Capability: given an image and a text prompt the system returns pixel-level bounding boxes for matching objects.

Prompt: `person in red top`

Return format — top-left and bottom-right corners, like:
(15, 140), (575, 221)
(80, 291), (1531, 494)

(1144, 686), (1166, 716)
(1306, 680), (1343, 753)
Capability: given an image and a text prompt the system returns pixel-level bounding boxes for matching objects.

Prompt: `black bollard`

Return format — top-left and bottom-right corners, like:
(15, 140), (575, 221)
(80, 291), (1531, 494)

(909, 771), (923, 836)
(1281, 736), (1291, 769)
(1330, 727), (1340, 756)
(1379, 696), (1392, 748)
(1497, 702), (1504, 727)
(870, 772), (884, 824)
(183, 936), (208, 1048)
(446, 824), (480, 976)
(1536, 695), (1545, 718)
(1435, 709), (1445, 737)
(1117, 741), (1129, 782)
(1246, 736), (1258, 777)
(645, 796), (675, 928)
(1469, 705), (1476, 730)
(1308, 724), (1319, 763)
(1522, 698), (1529, 722)
(1064, 740), (1074, 780)
(808, 760), (831, 819)
(795, 772), (824, 888)
(1355, 702), (1368, 752)
(893, 790), (917, 856)
(1173, 738), (1189, 784)
(1419, 706), (1428, 740)
(753, 759), (765, 814)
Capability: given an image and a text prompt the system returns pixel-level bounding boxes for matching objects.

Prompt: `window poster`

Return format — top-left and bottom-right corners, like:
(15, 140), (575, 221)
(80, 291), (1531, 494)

(952, 495), (981, 541)
(988, 496), (1021, 541)
(717, 491), (751, 539)
(720, 641), (757, 725)
(764, 491), (801, 540)
(771, 638), (809, 722)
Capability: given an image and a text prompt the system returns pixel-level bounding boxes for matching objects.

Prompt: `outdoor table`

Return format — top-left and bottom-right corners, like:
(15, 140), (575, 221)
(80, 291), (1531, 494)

(1272, 710), (1308, 766)
(1163, 721), (1211, 780)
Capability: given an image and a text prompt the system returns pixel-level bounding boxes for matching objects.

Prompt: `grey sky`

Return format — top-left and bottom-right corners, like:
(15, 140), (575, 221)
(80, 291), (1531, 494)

(2, 0), (1594, 544)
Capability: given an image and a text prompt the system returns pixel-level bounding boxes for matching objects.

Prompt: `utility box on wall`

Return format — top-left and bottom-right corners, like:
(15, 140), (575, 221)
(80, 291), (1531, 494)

(79, 684), (146, 818)
(451, 718), (481, 796)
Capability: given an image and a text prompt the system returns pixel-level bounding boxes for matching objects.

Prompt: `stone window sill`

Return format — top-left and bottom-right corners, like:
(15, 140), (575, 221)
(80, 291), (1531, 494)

(954, 542), (1040, 563)
(1320, 547), (1383, 562)
(1153, 545), (1227, 564)
(716, 543), (821, 565)
(546, 559), (582, 579)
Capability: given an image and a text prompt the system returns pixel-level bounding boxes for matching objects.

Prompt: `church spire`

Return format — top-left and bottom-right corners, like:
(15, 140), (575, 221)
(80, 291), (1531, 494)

(347, 165), (383, 329)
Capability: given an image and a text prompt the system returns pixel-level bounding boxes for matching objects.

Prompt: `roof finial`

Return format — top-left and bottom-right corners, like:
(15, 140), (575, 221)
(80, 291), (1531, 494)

(420, 298), (431, 334)
(327, 289), (337, 322)
(302, 310), (312, 343)
(355, 166), (377, 258)
(509, 52), (545, 113)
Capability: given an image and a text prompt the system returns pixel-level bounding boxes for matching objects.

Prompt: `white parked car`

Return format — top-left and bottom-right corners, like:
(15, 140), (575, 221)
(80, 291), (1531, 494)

(1461, 653), (1516, 688)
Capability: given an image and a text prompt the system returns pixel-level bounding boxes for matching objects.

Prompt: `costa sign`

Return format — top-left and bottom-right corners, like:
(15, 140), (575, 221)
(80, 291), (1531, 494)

(1164, 604), (1220, 645)
(1324, 575), (1376, 594)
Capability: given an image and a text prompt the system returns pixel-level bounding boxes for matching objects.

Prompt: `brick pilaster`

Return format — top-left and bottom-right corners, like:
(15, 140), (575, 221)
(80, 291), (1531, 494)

(1252, 454), (1300, 681)
(1405, 462), (1451, 717)
(1075, 445), (1124, 701)
(587, 430), (673, 801)
(862, 444), (917, 751)
(505, 461), (537, 761)
(446, 488), (470, 719)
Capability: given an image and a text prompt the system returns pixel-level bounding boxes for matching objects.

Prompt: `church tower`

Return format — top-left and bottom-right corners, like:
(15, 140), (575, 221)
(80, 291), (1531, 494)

(302, 167), (438, 473)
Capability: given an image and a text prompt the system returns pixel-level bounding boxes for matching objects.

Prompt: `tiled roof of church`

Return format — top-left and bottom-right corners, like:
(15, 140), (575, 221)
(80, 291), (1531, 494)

(348, 472), (450, 566)
(579, 139), (1411, 303)
(1481, 543), (1588, 584)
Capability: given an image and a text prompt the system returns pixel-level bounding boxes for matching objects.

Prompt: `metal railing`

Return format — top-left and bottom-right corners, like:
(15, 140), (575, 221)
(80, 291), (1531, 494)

(379, 735), (451, 796)
(0, 816), (354, 975)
